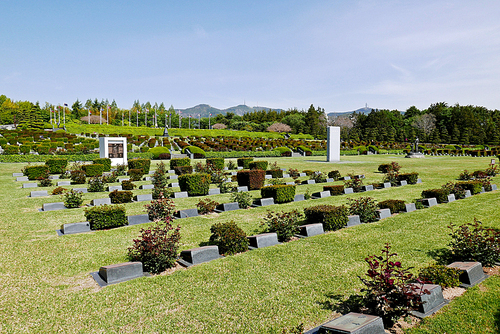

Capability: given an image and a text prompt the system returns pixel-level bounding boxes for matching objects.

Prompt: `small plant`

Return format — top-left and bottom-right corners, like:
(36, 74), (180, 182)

(197, 198), (220, 215)
(359, 243), (428, 327)
(327, 170), (341, 180)
(145, 194), (176, 221)
(418, 264), (461, 288)
(348, 197), (378, 223)
(458, 169), (473, 180)
(231, 191), (253, 209)
(448, 218), (500, 267)
(209, 221), (249, 255)
(128, 219), (181, 274)
(304, 189), (311, 200)
(109, 190), (133, 204)
(70, 169), (86, 184)
(344, 174), (363, 192)
(261, 210), (303, 242)
(377, 199), (406, 214)
(115, 163), (127, 176)
(129, 168), (144, 181)
(52, 186), (66, 195)
(383, 170), (399, 186)
(102, 172), (117, 183)
(288, 168), (300, 178)
(310, 171), (327, 183)
(227, 160), (237, 170)
(88, 176), (105, 192)
(219, 180), (233, 194)
(84, 205), (127, 230)
(441, 181), (466, 199)
(37, 177), (53, 187)
(121, 180), (136, 190)
(62, 189), (84, 208)
(485, 164), (498, 176)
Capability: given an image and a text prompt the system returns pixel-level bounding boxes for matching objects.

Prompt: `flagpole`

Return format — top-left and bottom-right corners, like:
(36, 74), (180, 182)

(209, 113), (211, 129)
(100, 108), (102, 125)
(145, 109), (147, 127)
(198, 114), (201, 129)
(136, 109), (138, 127)
(189, 115), (191, 129)
(88, 108), (90, 124)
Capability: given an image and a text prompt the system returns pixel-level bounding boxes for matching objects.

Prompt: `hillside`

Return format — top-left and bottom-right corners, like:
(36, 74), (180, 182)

(175, 104), (283, 117)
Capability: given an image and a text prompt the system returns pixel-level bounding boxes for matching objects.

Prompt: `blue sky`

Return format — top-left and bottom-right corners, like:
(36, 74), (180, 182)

(2, 0), (500, 112)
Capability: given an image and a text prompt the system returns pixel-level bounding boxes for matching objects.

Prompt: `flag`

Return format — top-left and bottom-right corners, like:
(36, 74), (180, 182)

(64, 103), (68, 107)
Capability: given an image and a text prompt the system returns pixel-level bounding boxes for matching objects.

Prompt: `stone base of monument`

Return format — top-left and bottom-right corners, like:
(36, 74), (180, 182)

(405, 152), (425, 158)
(447, 261), (488, 288)
(252, 198), (275, 207)
(248, 233), (280, 249)
(311, 312), (385, 334)
(178, 246), (223, 267)
(215, 202), (240, 213)
(174, 208), (199, 219)
(346, 215), (361, 227)
(411, 284), (449, 318)
(127, 214), (151, 226)
(296, 223), (324, 238)
(90, 262), (149, 287)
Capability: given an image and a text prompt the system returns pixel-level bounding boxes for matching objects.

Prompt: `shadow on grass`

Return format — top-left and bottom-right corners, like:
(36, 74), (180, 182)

(318, 293), (364, 314)
(426, 247), (455, 265)
(495, 309), (500, 333)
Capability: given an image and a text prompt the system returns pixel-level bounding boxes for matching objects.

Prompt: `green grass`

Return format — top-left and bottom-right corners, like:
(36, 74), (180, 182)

(0, 155), (499, 333)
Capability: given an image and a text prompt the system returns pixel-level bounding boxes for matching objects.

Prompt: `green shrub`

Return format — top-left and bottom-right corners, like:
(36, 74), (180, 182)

(274, 146), (292, 157)
(302, 170), (314, 176)
(62, 189), (84, 208)
(182, 145), (206, 158)
(22, 165), (50, 180)
(269, 169), (284, 178)
(51, 186), (66, 195)
(93, 158), (111, 172)
(237, 169), (265, 190)
(145, 195), (176, 221)
(109, 190), (133, 204)
(397, 172), (419, 184)
(209, 221), (249, 255)
(129, 168), (144, 181)
(456, 180), (483, 195)
(170, 157), (191, 169)
(206, 158), (225, 170)
(260, 184), (296, 203)
(378, 199), (406, 213)
(102, 172), (118, 183)
(45, 159), (68, 174)
(174, 165), (193, 175)
(344, 174), (364, 192)
(121, 180), (136, 190)
(38, 177), (53, 187)
(323, 185), (344, 196)
(196, 198), (220, 215)
(418, 264), (461, 288)
(149, 146), (170, 159)
(19, 145), (31, 154)
(231, 191), (253, 209)
(4, 145), (19, 155)
(327, 170), (341, 180)
(128, 158), (151, 174)
(82, 164), (104, 177)
(84, 205), (127, 230)
(178, 173), (211, 196)
(128, 219), (181, 274)
(237, 157), (253, 169)
(348, 197), (378, 223)
(304, 205), (349, 231)
(298, 145), (312, 156)
(421, 188), (450, 203)
(310, 171), (327, 183)
(378, 162), (401, 173)
(249, 160), (268, 170)
(261, 210), (303, 242)
(88, 176), (105, 192)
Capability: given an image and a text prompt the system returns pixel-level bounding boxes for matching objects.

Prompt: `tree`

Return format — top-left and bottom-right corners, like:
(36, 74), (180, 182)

(71, 99), (82, 119)
(282, 113), (305, 134)
(412, 113), (436, 137)
(304, 104), (327, 138)
(267, 122), (292, 133)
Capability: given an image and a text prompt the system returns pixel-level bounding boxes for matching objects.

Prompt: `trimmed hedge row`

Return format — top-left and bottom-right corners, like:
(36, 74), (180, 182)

(93, 158), (111, 172)
(170, 158), (191, 169)
(237, 157), (253, 169)
(397, 172), (419, 184)
(84, 205), (127, 230)
(323, 185), (344, 195)
(179, 173), (211, 196)
(23, 165), (50, 180)
(206, 158), (225, 170)
(82, 164), (104, 177)
(260, 184), (296, 203)
(45, 159), (68, 174)
(249, 160), (268, 171)
(128, 158), (151, 174)
(304, 205), (349, 231)
(237, 169), (265, 190)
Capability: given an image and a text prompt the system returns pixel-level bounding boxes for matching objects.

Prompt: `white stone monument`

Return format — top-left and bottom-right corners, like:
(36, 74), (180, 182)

(327, 126), (340, 162)
(99, 137), (127, 166)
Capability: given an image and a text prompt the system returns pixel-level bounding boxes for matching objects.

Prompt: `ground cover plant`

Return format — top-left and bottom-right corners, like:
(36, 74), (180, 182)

(1, 154), (500, 333)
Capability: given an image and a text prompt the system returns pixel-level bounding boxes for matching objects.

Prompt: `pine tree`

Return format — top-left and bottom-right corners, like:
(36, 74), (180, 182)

(451, 125), (460, 144)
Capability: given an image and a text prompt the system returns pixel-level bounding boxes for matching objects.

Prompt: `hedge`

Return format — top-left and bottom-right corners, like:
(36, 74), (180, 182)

(84, 205), (127, 230)
(128, 158), (151, 174)
(206, 157), (225, 170)
(456, 180), (483, 195)
(82, 164), (104, 177)
(23, 165), (50, 180)
(109, 190), (134, 204)
(174, 166), (193, 175)
(4, 145), (19, 155)
(397, 172), (419, 184)
(378, 199), (406, 213)
(93, 158), (111, 172)
(274, 147), (292, 157)
(249, 160), (268, 171)
(269, 169), (283, 178)
(304, 205), (349, 231)
(206, 151), (281, 159)
(237, 157), (253, 168)
(237, 169), (265, 190)
(323, 185), (344, 196)
(260, 184), (296, 203)
(170, 157), (191, 169)
(45, 159), (68, 174)
(298, 145), (312, 156)
(182, 145), (206, 158)
(421, 189), (451, 203)
(178, 173), (211, 196)
(148, 146), (171, 159)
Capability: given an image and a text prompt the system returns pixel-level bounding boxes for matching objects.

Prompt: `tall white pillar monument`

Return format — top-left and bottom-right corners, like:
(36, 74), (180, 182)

(327, 126), (341, 162)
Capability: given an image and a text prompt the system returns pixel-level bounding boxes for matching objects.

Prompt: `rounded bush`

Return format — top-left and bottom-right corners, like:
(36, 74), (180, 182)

(209, 221), (249, 255)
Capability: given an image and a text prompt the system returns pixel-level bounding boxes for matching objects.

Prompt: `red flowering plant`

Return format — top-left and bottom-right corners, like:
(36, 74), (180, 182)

(358, 243), (429, 327)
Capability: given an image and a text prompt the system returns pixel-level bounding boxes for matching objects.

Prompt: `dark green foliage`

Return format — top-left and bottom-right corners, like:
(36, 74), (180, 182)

(93, 158), (111, 172)
(288, 168), (300, 178)
(456, 180), (483, 195)
(377, 199), (406, 213)
(88, 176), (105, 192)
(304, 204), (349, 231)
(102, 172), (117, 183)
(51, 186), (66, 195)
(421, 188), (450, 203)
(397, 172), (419, 184)
(269, 168), (284, 178)
(182, 145), (206, 158)
(441, 181), (467, 199)
(38, 177), (52, 187)
(170, 157), (191, 169)
(22, 165), (50, 180)
(237, 169), (265, 190)
(458, 169), (473, 180)
(383, 170), (399, 186)
(178, 173), (211, 196)
(348, 197), (378, 223)
(128, 219), (181, 274)
(84, 205), (127, 230)
(129, 168), (144, 181)
(82, 164), (104, 177)
(310, 171), (327, 183)
(206, 158), (224, 170)
(344, 174), (364, 192)
(485, 165), (498, 176)
(145, 195), (176, 221)
(261, 210), (303, 242)
(152, 162), (168, 199)
(302, 170), (314, 176)
(418, 264), (461, 288)
(274, 146), (292, 156)
(448, 219), (500, 267)
(4, 145), (19, 155)
(62, 189), (84, 208)
(174, 165), (193, 175)
(226, 160), (237, 170)
(237, 157), (253, 168)
(196, 198), (220, 215)
(128, 158), (151, 174)
(378, 162), (401, 173)
(231, 191), (253, 209)
(249, 160), (268, 170)
(323, 185), (344, 196)
(45, 159), (68, 174)
(148, 146), (170, 159)
(121, 180), (136, 190)
(109, 190), (133, 204)
(327, 170), (341, 180)
(70, 170), (86, 184)
(298, 145), (312, 155)
(209, 221), (249, 255)
(260, 184), (296, 203)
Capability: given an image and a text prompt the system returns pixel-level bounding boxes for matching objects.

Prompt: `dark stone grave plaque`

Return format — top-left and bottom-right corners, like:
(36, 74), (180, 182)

(95, 262), (146, 285)
(43, 202), (67, 211)
(61, 222), (91, 235)
(312, 191), (330, 199)
(377, 208), (391, 220)
(12, 172), (23, 177)
(237, 186), (249, 192)
(140, 184), (154, 190)
(294, 194), (305, 202)
(447, 261), (487, 288)
(247, 233), (279, 249)
(297, 223), (324, 238)
(208, 188), (221, 195)
(127, 214), (151, 225)
(168, 182), (179, 188)
(23, 183), (37, 188)
(382, 182), (391, 188)
(172, 191), (188, 199)
(48, 175), (60, 180)
(299, 172), (307, 177)
(73, 187), (88, 193)
(91, 198), (112, 206)
(361, 185), (373, 192)
(303, 180), (316, 185)
(464, 190), (472, 198)
(399, 180), (408, 186)
(446, 194), (455, 202)
(175, 208), (199, 219)
(421, 198), (438, 207)
(411, 284), (448, 318)
(178, 246), (222, 267)
(30, 190), (48, 197)
(346, 215), (361, 227)
(134, 194), (153, 202)
(344, 187), (354, 194)
(16, 176), (29, 182)
(252, 198), (275, 207)
(108, 185), (122, 192)
(318, 312), (385, 334)
(405, 203), (416, 213)
(215, 202), (240, 212)
(169, 175), (178, 180)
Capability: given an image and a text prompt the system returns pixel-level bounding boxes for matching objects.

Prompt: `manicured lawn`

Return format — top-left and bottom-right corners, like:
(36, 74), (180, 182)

(0, 155), (499, 333)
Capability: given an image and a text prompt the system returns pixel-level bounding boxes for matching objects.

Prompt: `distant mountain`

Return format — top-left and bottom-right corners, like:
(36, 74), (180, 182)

(327, 107), (374, 117)
(175, 104), (282, 117)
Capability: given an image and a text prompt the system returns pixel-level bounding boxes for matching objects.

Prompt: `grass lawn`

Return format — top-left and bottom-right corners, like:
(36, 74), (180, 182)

(0, 154), (499, 333)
